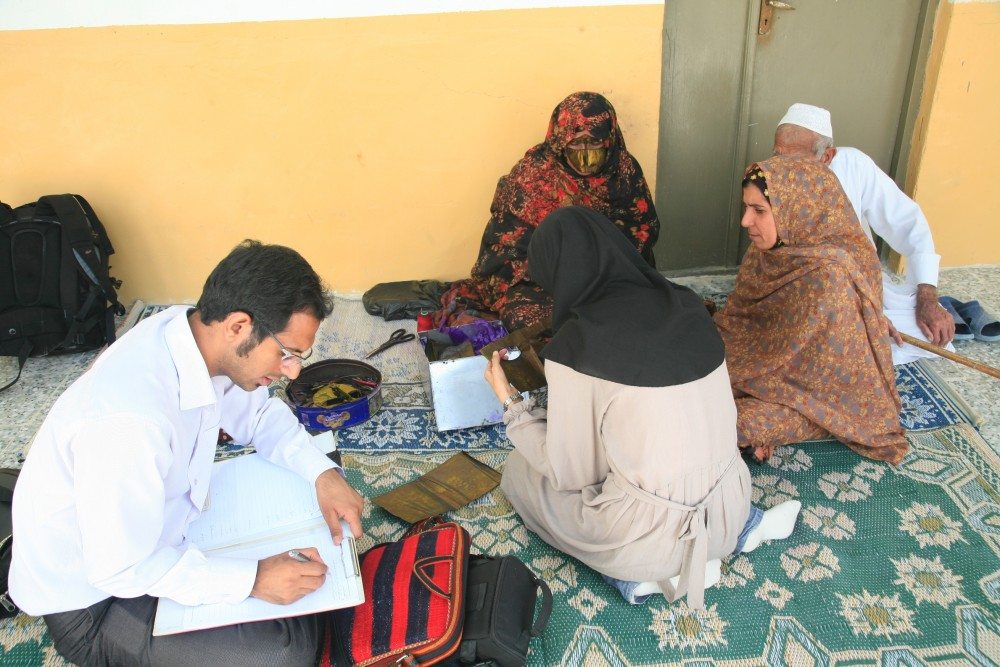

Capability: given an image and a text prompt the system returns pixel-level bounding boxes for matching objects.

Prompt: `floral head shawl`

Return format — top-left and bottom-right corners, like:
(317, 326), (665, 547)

(442, 92), (659, 330)
(544, 91), (619, 154)
(716, 155), (907, 464)
(743, 165), (769, 197)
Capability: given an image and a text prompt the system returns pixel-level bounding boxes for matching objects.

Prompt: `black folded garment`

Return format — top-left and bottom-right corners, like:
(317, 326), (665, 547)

(362, 279), (451, 321)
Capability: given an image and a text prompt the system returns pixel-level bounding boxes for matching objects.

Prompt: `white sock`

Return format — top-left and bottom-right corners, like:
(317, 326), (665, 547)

(632, 559), (723, 599)
(740, 500), (802, 553)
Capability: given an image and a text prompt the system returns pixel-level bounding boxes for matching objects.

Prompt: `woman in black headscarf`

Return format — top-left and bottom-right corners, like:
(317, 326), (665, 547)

(484, 206), (800, 608)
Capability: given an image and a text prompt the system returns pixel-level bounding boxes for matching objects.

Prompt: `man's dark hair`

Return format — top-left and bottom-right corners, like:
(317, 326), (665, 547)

(196, 240), (333, 352)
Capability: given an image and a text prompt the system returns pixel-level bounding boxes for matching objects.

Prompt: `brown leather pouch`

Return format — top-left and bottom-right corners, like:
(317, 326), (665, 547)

(372, 453), (500, 524)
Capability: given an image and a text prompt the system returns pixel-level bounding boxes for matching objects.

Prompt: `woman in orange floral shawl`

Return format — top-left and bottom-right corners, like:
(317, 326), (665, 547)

(714, 155), (908, 465)
(439, 92), (659, 330)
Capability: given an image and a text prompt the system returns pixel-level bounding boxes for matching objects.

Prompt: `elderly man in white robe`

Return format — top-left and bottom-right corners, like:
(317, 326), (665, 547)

(772, 103), (955, 365)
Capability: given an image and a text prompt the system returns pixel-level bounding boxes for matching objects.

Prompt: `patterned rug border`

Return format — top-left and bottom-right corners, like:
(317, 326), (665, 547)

(907, 360), (984, 429)
(544, 608), (1000, 667)
(906, 423), (1000, 499)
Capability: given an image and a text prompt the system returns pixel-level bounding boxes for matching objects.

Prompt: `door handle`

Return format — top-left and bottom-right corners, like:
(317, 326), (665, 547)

(758, 0), (796, 36)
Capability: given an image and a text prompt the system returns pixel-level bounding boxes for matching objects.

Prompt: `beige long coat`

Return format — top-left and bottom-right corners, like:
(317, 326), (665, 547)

(500, 359), (752, 608)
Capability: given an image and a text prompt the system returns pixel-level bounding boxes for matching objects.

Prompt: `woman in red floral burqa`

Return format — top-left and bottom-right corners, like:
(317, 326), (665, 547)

(439, 92), (660, 331)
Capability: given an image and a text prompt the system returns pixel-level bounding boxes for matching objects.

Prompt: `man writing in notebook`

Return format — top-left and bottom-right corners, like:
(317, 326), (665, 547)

(10, 241), (364, 666)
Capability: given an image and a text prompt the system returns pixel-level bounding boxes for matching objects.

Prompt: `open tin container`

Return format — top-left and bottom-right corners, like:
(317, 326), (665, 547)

(286, 359), (384, 431)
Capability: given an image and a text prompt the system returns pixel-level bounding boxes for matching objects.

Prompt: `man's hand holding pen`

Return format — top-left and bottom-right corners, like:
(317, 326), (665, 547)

(250, 547), (328, 605)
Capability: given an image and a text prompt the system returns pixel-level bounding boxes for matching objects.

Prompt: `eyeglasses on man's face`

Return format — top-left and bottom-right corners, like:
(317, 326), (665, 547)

(241, 311), (314, 366)
(266, 330), (313, 367)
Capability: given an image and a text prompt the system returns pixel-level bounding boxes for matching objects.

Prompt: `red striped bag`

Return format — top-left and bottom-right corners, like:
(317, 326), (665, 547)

(324, 518), (470, 666)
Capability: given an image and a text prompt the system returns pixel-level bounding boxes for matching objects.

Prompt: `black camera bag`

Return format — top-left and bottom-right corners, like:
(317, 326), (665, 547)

(457, 554), (553, 667)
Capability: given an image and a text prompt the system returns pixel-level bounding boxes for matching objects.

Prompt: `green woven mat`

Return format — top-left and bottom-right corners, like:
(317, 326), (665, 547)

(341, 425), (999, 667)
(3, 424), (998, 666)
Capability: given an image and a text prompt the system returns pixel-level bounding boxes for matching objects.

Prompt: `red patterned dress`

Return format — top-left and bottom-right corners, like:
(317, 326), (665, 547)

(440, 92), (660, 330)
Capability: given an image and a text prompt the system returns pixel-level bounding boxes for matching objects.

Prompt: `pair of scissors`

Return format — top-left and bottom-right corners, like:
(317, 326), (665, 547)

(365, 328), (416, 359)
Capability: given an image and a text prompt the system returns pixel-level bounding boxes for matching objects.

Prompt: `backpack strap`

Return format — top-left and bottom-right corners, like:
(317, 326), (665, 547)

(0, 340), (32, 393)
(39, 195), (125, 346)
(30, 195), (91, 320)
(41, 195), (116, 302)
(73, 195), (115, 257)
(60, 288), (102, 351)
(68, 195), (126, 326)
(0, 467), (16, 617)
(0, 469), (18, 504)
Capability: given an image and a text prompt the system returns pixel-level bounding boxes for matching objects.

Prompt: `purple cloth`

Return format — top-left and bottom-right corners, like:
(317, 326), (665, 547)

(439, 319), (508, 354)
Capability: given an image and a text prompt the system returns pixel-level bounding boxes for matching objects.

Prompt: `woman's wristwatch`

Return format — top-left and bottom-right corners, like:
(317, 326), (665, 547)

(502, 392), (524, 410)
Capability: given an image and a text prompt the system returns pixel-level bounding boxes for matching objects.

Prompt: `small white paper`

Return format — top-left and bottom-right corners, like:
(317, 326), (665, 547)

(312, 430), (336, 454)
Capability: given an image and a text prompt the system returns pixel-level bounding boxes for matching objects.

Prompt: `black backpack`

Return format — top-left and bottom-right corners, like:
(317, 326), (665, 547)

(0, 468), (18, 619)
(0, 194), (125, 391)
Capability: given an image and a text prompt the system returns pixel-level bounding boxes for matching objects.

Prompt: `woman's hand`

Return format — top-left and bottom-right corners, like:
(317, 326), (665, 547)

(484, 350), (515, 403)
(886, 319), (904, 346)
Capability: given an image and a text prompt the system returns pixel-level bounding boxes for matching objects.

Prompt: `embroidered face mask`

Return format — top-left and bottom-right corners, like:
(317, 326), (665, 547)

(565, 146), (609, 175)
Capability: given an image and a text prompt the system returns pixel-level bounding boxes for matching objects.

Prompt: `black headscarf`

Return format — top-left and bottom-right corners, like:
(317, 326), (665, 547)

(527, 206), (724, 387)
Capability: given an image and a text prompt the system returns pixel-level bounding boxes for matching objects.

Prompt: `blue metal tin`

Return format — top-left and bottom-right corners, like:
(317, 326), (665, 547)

(287, 359), (383, 431)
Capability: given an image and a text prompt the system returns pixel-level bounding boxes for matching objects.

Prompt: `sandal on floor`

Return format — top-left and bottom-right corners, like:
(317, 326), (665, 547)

(939, 297), (975, 340)
(953, 299), (1000, 342)
(740, 444), (774, 464)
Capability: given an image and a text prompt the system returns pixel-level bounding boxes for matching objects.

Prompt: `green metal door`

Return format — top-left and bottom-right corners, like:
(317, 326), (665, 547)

(655, 0), (935, 272)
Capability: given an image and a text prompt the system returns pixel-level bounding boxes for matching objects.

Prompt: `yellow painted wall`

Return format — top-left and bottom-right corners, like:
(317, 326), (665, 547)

(0, 6), (664, 302)
(910, 1), (1000, 266)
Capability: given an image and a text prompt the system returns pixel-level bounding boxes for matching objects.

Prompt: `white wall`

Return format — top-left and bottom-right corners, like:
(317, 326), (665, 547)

(0, 0), (661, 31)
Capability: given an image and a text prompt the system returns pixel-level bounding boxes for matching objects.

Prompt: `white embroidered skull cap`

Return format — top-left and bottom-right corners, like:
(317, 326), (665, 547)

(778, 103), (833, 140)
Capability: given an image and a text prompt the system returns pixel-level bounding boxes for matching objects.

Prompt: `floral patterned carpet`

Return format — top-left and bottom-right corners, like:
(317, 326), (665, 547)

(1, 298), (997, 666)
(317, 296), (983, 452)
(346, 427), (1000, 667)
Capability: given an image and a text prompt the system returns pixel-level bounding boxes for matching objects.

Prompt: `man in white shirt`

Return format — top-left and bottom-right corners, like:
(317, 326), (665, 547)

(772, 103), (955, 365)
(10, 241), (364, 666)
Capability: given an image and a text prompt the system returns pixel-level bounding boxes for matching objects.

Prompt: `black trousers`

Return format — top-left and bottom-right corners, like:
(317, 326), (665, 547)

(44, 595), (323, 667)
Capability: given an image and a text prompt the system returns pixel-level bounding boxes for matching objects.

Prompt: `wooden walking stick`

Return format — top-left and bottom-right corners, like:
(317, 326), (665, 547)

(900, 333), (1000, 380)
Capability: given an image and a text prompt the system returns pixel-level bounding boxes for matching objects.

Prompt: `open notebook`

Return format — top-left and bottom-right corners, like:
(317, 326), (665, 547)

(153, 450), (363, 636)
